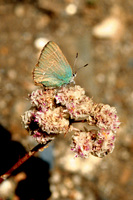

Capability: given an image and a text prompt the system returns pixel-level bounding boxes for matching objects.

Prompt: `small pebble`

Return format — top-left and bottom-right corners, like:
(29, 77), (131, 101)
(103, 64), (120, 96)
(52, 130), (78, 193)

(34, 38), (49, 50)
(7, 69), (17, 80)
(52, 171), (61, 183)
(92, 16), (123, 40)
(0, 180), (14, 198)
(65, 4), (77, 15)
(14, 4), (25, 17)
(96, 73), (105, 83)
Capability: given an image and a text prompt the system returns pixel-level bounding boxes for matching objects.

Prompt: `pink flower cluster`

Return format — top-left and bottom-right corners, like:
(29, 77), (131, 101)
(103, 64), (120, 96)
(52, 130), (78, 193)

(55, 86), (93, 120)
(71, 129), (116, 158)
(22, 85), (120, 158)
(22, 89), (69, 144)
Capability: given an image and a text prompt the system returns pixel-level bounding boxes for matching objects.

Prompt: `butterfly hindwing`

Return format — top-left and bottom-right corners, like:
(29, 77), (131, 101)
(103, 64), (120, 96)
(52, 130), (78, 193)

(33, 41), (73, 87)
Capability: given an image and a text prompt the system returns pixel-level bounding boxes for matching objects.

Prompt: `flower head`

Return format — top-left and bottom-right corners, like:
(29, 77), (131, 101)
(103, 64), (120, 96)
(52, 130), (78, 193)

(22, 85), (120, 158)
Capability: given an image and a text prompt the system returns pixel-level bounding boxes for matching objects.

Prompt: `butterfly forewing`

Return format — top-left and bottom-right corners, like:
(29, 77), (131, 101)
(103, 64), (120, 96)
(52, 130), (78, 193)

(33, 41), (73, 87)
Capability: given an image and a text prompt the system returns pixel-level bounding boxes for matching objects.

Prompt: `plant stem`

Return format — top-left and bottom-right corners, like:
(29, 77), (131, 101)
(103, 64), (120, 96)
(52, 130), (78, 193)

(0, 140), (52, 184)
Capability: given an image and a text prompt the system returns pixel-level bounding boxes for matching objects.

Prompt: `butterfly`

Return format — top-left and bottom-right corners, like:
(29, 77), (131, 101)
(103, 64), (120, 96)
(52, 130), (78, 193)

(33, 41), (75, 88)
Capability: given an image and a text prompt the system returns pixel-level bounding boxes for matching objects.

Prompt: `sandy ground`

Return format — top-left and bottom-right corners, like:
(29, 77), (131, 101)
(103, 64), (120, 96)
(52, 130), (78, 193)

(0, 0), (133, 200)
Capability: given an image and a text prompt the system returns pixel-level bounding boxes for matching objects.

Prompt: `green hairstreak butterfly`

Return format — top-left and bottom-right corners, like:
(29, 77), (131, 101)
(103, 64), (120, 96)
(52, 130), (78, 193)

(33, 41), (75, 87)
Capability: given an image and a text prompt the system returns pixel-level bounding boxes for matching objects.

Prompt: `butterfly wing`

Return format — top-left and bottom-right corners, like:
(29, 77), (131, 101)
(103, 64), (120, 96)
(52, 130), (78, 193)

(33, 41), (73, 87)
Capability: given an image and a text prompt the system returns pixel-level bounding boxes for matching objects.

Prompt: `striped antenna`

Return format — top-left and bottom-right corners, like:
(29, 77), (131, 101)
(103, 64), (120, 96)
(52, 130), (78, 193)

(73, 53), (88, 76)
(76, 63), (88, 73)
(73, 52), (78, 75)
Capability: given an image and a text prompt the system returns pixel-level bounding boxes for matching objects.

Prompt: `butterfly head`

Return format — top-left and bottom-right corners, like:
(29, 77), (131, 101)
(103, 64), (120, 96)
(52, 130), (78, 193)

(69, 73), (76, 84)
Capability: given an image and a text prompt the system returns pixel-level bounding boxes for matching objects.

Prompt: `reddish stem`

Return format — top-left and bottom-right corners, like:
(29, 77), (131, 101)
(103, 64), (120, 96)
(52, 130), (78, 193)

(0, 140), (52, 184)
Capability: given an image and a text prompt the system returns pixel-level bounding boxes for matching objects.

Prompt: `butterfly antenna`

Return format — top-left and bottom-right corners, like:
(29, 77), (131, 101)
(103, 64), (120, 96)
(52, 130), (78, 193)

(75, 63), (88, 74)
(73, 53), (78, 75)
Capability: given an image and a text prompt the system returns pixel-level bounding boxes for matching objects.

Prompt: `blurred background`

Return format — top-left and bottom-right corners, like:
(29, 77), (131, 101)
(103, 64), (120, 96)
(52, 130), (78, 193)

(0, 0), (133, 199)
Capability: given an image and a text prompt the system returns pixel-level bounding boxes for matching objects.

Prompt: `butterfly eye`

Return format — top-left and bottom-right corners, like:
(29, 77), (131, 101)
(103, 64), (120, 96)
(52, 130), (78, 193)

(73, 73), (76, 77)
